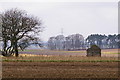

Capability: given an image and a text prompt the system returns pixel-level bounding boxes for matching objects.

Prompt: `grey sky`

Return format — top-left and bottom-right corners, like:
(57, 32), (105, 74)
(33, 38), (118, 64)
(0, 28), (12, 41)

(0, 2), (118, 41)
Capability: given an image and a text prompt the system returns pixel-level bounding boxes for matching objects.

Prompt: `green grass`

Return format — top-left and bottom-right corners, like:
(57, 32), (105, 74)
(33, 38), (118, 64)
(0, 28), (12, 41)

(19, 49), (86, 53)
(18, 49), (39, 52)
(102, 52), (120, 54)
(3, 59), (120, 62)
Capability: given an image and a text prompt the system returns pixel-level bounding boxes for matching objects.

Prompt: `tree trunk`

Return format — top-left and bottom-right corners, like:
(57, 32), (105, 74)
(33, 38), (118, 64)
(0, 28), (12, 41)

(2, 39), (7, 56)
(14, 40), (18, 57)
(3, 39), (7, 52)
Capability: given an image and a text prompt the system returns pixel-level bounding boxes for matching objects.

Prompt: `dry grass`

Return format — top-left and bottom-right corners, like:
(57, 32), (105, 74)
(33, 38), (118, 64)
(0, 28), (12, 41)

(2, 54), (118, 62)
(2, 49), (119, 62)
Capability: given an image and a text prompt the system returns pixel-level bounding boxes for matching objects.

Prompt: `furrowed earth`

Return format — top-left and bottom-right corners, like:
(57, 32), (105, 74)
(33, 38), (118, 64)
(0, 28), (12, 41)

(1, 49), (119, 79)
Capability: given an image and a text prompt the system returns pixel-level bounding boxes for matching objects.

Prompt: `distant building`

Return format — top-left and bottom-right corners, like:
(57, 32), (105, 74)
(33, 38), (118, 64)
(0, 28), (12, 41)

(86, 45), (101, 57)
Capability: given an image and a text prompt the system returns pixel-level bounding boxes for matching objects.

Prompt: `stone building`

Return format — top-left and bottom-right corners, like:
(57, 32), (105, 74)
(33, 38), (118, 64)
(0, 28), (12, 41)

(86, 45), (101, 57)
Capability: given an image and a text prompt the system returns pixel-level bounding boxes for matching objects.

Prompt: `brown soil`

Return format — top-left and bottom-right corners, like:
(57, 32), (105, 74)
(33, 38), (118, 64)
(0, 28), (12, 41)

(2, 62), (118, 78)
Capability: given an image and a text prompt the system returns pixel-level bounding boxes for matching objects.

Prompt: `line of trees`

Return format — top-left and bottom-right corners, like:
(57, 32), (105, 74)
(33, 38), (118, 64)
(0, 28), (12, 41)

(86, 34), (120, 49)
(48, 34), (120, 50)
(48, 34), (85, 50)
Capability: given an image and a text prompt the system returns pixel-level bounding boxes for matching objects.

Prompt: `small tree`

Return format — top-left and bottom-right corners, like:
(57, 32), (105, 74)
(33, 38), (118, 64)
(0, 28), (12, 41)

(1, 8), (43, 57)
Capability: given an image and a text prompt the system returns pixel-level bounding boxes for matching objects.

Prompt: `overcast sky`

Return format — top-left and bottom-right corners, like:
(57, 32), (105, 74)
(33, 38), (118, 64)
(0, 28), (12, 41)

(0, 1), (118, 41)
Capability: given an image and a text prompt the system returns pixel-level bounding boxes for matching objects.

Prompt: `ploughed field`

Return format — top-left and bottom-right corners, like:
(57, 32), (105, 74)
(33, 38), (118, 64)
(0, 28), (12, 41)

(2, 62), (118, 78)
(2, 49), (119, 78)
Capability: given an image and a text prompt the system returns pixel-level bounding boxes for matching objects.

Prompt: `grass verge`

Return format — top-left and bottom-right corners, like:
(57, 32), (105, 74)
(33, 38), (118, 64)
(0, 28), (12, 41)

(2, 59), (120, 62)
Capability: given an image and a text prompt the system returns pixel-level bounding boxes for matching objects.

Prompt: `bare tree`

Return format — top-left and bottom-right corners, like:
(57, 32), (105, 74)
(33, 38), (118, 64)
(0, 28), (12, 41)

(48, 37), (56, 50)
(1, 8), (43, 57)
(55, 35), (65, 50)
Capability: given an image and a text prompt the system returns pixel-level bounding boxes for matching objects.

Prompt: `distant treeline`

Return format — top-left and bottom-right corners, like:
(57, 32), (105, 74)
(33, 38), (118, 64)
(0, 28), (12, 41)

(47, 34), (120, 50)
